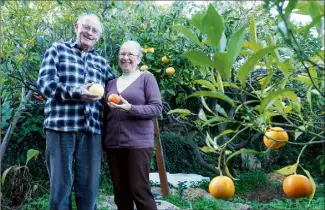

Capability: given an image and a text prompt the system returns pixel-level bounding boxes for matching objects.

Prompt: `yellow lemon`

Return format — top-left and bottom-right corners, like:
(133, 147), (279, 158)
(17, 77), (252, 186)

(161, 56), (170, 64)
(89, 84), (104, 98)
(147, 48), (154, 53)
(166, 67), (175, 76)
(140, 65), (149, 71)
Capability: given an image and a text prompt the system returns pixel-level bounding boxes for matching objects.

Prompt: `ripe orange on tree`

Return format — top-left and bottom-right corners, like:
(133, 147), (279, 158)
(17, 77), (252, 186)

(209, 176), (235, 200)
(161, 56), (170, 64)
(166, 67), (175, 76)
(108, 94), (120, 104)
(283, 174), (313, 198)
(263, 127), (289, 150)
(146, 48), (154, 53)
(140, 65), (148, 71)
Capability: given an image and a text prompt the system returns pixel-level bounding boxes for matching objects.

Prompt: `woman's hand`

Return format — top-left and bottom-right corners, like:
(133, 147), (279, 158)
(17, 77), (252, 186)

(107, 96), (131, 112)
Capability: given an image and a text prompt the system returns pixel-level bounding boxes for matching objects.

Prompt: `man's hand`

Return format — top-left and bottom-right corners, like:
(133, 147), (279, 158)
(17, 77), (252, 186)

(107, 96), (131, 112)
(80, 83), (101, 102)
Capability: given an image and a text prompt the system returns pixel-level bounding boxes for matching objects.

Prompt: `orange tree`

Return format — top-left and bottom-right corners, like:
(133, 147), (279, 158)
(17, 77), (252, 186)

(168, 1), (324, 202)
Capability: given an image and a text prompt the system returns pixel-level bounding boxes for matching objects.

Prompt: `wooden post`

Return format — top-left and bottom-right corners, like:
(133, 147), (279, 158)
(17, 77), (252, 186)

(152, 118), (169, 196)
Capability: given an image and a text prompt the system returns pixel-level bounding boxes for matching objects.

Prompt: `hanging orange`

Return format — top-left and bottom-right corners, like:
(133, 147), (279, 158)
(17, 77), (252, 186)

(283, 174), (313, 198)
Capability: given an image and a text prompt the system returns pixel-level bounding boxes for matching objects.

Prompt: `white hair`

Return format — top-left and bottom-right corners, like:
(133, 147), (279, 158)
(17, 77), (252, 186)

(120, 40), (143, 57)
(77, 13), (103, 34)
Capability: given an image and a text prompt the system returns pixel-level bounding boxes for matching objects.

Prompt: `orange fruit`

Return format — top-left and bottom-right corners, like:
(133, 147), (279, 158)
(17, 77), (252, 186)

(263, 127), (289, 150)
(88, 84), (104, 98)
(283, 174), (313, 198)
(140, 65), (148, 71)
(209, 176), (235, 200)
(147, 48), (154, 53)
(166, 67), (175, 76)
(161, 56), (170, 64)
(108, 94), (120, 104)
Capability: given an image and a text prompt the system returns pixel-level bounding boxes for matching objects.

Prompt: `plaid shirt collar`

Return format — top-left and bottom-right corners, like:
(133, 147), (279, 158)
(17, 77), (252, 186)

(69, 39), (95, 53)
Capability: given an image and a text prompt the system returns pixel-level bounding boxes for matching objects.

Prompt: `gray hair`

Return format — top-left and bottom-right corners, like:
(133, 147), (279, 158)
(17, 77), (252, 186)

(120, 40), (143, 57)
(77, 13), (103, 34)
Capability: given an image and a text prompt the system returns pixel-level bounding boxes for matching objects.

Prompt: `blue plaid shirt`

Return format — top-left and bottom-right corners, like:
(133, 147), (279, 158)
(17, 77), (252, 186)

(37, 40), (116, 134)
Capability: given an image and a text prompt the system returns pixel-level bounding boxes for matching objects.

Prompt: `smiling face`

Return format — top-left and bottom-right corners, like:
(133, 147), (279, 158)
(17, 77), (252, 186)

(118, 42), (141, 73)
(74, 15), (101, 52)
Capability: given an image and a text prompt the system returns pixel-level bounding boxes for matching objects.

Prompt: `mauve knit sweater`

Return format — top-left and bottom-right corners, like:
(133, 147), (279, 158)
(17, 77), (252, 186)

(102, 73), (162, 149)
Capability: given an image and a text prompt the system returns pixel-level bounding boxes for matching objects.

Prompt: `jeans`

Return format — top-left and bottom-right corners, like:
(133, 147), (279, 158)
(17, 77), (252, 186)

(45, 130), (101, 210)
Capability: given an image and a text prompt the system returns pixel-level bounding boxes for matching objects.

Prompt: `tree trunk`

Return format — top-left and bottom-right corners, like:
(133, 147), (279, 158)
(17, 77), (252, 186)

(0, 90), (33, 162)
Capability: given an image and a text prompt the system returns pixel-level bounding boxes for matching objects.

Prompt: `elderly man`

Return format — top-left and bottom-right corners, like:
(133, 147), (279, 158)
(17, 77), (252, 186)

(37, 14), (115, 210)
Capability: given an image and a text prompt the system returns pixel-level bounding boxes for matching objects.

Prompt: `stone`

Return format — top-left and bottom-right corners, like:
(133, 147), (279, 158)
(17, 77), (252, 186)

(183, 188), (213, 201)
(97, 195), (179, 210)
(241, 153), (261, 171)
(149, 172), (210, 188)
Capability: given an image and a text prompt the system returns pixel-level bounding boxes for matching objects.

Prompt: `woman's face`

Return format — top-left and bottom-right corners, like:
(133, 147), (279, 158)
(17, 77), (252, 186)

(119, 43), (141, 73)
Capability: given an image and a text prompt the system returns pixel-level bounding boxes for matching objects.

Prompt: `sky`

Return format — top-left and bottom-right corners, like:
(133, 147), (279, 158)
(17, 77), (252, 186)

(154, 1), (313, 25)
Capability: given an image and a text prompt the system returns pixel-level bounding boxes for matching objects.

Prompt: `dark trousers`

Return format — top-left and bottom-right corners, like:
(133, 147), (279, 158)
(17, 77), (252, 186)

(106, 148), (157, 210)
(45, 130), (101, 210)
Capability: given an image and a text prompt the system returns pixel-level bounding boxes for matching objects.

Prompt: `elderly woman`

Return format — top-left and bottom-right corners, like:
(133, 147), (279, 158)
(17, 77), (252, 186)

(103, 40), (162, 210)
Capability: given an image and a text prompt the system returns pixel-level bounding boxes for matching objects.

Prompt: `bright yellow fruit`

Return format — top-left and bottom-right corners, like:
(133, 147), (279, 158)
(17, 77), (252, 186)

(140, 65), (149, 71)
(147, 48), (154, 53)
(161, 56), (170, 64)
(166, 67), (175, 76)
(89, 84), (104, 98)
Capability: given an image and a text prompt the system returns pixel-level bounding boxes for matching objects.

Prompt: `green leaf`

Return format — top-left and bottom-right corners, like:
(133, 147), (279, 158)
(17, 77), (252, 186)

(219, 32), (227, 52)
(237, 46), (278, 88)
(307, 87), (312, 108)
(213, 52), (230, 80)
(216, 72), (224, 93)
(259, 89), (299, 113)
(26, 149), (40, 165)
(225, 165), (238, 180)
(295, 125), (305, 140)
(216, 129), (234, 139)
(261, 72), (274, 91)
(249, 15), (257, 43)
(284, 0), (298, 19)
(167, 109), (192, 115)
(194, 79), (216, 91)
(309, 2), (323, 29)
(275, 163), (298, 175)
(166, 89), (176, 96)
(198, 109), (207, 121)
(182, 50), (215, 68)
(226, 148), (260, 163)
(2, 166), (15, 185)
(202, 4), (224, 48)
(201, 116), (228, 127)
(200, 146), (217, 153)
(215, 104), (228, 117)
(293, 75), (312, 86)
(188, 91), (235, 106)
(227, 24), (247, 66)
(200, 96), (213, 114)
(191, 13), (204, 32)
(210, 71), (218, 87)
(172, 25), (204, 48)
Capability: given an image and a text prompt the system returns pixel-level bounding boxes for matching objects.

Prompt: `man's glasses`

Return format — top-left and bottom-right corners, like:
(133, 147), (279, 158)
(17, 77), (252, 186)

(81, 24), (100, 35)
(119, 53), (139, 58)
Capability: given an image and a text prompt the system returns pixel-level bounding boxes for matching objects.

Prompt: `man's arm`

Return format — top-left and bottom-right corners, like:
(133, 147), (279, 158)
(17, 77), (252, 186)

(37, 44), (99, 101)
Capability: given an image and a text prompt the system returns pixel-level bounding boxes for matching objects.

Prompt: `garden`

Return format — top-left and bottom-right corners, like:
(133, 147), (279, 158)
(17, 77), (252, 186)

(1, 1), (324, 209)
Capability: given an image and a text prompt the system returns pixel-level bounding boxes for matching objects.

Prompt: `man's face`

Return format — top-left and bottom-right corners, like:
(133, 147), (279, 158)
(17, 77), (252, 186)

(119, 43), (141, 73)
(74, 16), (101, 52)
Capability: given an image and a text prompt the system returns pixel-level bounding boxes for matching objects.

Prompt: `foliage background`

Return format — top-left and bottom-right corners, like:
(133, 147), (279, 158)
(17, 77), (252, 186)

(1, 1), (324, 209)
